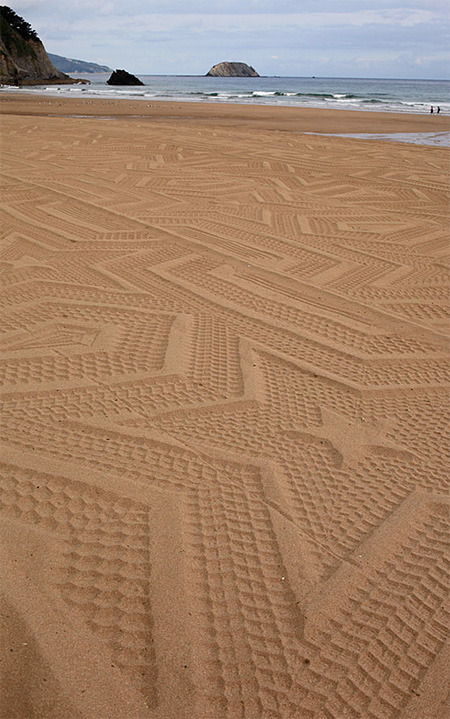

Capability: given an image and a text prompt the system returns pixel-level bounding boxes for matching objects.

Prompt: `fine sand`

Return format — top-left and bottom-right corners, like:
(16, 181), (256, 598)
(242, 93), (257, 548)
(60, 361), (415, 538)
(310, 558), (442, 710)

(0, 96), (449, 719)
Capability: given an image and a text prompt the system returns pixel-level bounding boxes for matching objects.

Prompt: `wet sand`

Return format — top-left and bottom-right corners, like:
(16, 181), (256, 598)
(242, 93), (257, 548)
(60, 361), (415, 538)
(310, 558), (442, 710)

(1, 95), (449, 719)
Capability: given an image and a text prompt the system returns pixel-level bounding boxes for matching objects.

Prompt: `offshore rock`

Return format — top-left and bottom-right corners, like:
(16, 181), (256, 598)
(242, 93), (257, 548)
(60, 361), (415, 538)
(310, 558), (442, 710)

(107, 69), (144, 86)
(206, 62), (259, 77)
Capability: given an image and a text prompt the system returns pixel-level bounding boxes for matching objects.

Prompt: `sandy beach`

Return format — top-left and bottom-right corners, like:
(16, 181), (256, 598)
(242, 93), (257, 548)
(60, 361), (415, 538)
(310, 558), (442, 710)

(0, 95), (449, 719)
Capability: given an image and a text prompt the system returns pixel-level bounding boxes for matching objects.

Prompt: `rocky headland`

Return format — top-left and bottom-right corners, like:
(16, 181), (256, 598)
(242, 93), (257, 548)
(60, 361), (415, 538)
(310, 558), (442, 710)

(0, 6), (84, 86)
(206, 61), (259, 77)
(48, 54), (111, 74)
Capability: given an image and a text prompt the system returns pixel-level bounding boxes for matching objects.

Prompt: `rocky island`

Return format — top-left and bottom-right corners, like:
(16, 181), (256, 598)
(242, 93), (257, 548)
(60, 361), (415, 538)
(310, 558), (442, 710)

(107, 69), (144, 86)
(0, 6), (84, 86)
(206, 62), (259, 77)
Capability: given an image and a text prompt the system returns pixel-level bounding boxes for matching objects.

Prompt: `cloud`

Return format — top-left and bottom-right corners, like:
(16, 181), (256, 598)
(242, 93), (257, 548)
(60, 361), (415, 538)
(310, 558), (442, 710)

(23, 10), (445, 39)
(8, 1), (450, 78)
(11, 0), (450, 13)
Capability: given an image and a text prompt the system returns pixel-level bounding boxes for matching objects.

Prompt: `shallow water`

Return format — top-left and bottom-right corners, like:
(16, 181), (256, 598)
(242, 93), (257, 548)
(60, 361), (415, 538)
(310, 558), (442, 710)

(304, 131), (450, 146)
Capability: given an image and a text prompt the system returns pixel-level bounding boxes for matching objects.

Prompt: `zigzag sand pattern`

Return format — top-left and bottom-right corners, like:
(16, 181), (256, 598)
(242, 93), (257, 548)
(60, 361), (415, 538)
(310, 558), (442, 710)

(0, 99), (449, 718)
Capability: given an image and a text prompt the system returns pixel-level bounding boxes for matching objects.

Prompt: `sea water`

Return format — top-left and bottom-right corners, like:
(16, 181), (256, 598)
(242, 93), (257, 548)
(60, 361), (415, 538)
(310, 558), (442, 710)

(2, 75), (449, 115)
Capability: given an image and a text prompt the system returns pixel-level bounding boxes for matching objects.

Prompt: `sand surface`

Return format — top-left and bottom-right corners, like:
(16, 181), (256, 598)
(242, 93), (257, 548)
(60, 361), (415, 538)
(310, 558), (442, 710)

(0, 96), (449, 719)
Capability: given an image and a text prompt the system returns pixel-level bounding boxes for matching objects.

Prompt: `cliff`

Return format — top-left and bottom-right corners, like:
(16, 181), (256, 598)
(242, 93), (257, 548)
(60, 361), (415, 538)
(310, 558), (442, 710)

(48, 53), (111, 74)
(0, 7), (83, 86)
(206, 62), (259, 77)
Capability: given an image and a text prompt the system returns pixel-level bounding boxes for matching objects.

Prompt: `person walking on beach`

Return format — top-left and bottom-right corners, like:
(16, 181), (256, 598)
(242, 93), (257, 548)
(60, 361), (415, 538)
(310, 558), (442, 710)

(430, 106), (434, 113)
(437, 106), (441, 114)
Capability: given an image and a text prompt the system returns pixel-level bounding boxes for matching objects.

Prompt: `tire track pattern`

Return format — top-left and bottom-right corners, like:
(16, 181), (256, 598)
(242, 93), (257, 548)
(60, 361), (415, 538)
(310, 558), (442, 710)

(1, 115), (448, 718)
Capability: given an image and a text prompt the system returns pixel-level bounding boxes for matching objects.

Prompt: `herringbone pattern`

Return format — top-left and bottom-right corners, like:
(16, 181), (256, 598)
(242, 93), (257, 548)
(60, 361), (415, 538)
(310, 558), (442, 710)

(1, 114), (448, 719)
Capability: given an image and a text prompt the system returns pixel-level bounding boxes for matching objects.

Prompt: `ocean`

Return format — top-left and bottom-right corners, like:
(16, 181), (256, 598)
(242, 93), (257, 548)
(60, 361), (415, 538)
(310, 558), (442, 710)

(3, 75), (450, 115)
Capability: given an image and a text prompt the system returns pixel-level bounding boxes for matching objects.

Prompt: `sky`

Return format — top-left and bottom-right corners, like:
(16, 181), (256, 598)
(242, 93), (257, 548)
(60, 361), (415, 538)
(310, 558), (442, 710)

(9, 1), (450, 79)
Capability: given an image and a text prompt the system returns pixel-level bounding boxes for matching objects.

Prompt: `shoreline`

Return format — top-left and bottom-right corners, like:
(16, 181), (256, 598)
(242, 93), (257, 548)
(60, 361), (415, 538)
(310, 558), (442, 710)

(2, 92), (449, 135)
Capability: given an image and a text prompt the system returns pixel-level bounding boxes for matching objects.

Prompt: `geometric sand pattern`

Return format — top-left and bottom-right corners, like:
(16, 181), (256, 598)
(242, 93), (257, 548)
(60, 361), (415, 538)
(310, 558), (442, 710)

(1, 113), (449, 718)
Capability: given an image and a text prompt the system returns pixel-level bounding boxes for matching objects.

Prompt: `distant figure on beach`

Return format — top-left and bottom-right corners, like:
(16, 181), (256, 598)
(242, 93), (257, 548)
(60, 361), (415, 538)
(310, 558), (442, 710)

(430, 106), (434, 114)
(437, 106), (441, 114)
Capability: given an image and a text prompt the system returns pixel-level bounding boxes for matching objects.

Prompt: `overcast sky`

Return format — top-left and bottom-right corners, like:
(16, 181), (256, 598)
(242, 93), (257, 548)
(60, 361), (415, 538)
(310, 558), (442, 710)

(10, 1), (450, 79)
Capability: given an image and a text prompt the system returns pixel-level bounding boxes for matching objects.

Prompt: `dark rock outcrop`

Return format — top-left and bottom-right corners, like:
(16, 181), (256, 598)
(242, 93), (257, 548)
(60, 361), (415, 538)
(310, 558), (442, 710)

(206, 62), (259, 77)
(48, 53), (111, 74)
(0, 6), (84, 86)
(107, 69), (144, 86)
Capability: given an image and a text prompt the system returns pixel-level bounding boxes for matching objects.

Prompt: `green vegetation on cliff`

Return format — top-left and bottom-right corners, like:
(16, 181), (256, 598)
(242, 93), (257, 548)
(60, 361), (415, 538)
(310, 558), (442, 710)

(0, 6), (38, 41)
